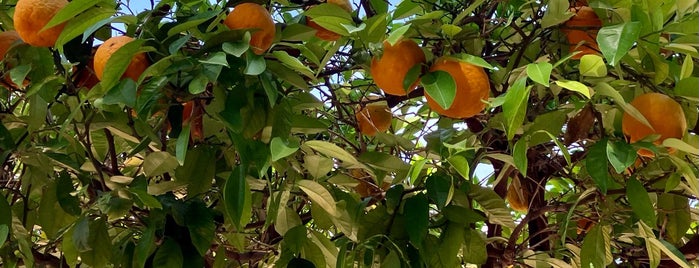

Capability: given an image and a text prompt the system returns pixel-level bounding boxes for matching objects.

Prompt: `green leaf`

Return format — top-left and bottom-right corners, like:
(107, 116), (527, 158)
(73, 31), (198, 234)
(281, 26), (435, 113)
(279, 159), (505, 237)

(403, 63), (423, 91)
(143, 151), (179, 177)
(175, 124), (190, 166)
(627, 178), (656, 226)
(174, 146), (216, 197)
(462, 229), (487, 265)
(81, 217), (113, 268)
(133, 225), (156, 268)
(185, 202), (217, 256)
(468, 186), (515, 229)
(586, 139), (610, 194)
(452, 54), (494, 69)
(541, 0), (574, 28)
(100, 39), (148, 90)
(425, 173), (453, 209)
(579, 54), (607, 77)
(597, 22), (642, 66)
(680, 55), (694, 80)
(166, 10), (219, 37)
(657, 194), (690, 244)
(554, 80), (591, 98)
(102, 79), (138, 107)
(55, 6), (115, 49)
(56, 170), (81, 216)
(303, 140), (360, 167)
(222, 32), (251, 57)
(0, 225), (8, 248)
(297, 180), (338, 217)
(152, 238), (183, 268)
(526, 62), (552, 87)
(305, 4), (353, 35)
(44, 0), (107, 29)
(0, 192), (11, 241)
(595, 82), (653, 130)
(662, 138), (699, 155)
(580, 225), (608, 268)
(223, 165), (252, 230)
(503, 77), (530, 140)
(272, 51), (316, 79)
(422, 70), (457, 110)
(245, 51), (266, 75)
(386, 24), (411, 45)
(304, 155), (333, 179)
(447, 152), (470, 180)
(404, 193), (429, 248)
(606, 140), (636, 173)
(513, 138), (529, 177)
(271, 137), (299, 162)
(441, 24), (462, 38)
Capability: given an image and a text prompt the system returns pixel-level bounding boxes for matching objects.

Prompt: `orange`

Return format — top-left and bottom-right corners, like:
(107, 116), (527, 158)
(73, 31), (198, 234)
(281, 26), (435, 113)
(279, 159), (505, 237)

(506, 176), (529, 212)
(621, 92), (687, 157)
(370, 39), (426, 96)
(13, 0), (68, 47)
(424, 58), (490, 118)
(562, 6), (602, 59)
(223, 3), (276, 55)
(307, 0), (352, 41)
(356, 101), (392, 136)
(93, 36), (150, 82)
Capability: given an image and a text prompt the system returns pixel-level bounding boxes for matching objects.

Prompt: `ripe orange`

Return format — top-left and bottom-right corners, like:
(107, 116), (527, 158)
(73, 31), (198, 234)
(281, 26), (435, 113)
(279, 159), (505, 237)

(224, 3), (276, 55)
(93, 36), (150, 82)
(621, 92), (687, 157)
(424, 58), (490, 118)
(370, 39), (426, 96)
(13, 0), (68, 47)
(356, 101), (392, 136)
(562, 6), (602, 59)
(307, 0), (352, 41)
(506, 176), (529, 212)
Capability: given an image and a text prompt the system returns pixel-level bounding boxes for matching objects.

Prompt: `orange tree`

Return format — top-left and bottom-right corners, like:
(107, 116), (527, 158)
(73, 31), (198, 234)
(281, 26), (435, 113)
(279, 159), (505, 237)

(0, 0), (697, 267)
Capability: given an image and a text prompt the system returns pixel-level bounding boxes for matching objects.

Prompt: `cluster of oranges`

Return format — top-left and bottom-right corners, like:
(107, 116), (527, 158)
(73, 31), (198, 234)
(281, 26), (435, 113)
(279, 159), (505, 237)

(361, 39), (492, 136)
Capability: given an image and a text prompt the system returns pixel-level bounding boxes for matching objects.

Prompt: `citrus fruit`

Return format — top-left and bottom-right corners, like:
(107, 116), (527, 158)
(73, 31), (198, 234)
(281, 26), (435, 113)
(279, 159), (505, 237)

(224, 3), (276, 55)
(307, 0), (352, 41)
(356, 101), (392, 136)
(563, 5), (602, 59)
(424, 58), (490, 118)
(370, 39), (426, 96)
(93, 36), (150, 82)
(621, 92), (687, 157)
(13, 0), (68, 47)
(506, 176), (529, 212)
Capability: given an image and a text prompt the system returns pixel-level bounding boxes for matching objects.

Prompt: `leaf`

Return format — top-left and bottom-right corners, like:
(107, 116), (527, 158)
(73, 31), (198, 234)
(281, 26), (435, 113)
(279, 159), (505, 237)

(586, 140), (610, 194)
(554, 80), (591, 98)
(80, 217), (112, 268)
(637, 221), (661, 268)
(222, 33), (251, 57)
(657, 194), (690, 245)
(386, 24), (412, 45)
(271, 137), (299, 162)
(541, 0), (574, 28)
(0, 192), (11, 242)
(175, 125), (190, 165)
(441, 24), (462, 38)
(44, 0), (106, 29)
(55, 6), (115, 48)
(580, 225), (607, 268)
(447, 152), (470, 179)
(425, 173), (453, 209)
(579, 54), (607, 77)
(143, 151), (179, 177)
(468, 186), (515, 229)
(134, 225), (156, 268)
(422, 70), (457, 110)
(174, 146), (216, 197)
(166, 10), (219, 37)
(647, 238), (692, 268)
(627, 178), (656, 226)
(303, 155), (333, 179)
(297, 180), (338, 217)
(597, 22), (642, 66)
(185, 202), (217, 256)
(56, 170), (81, 216)
(564, 104), (595, 145)
(303, 140), (360, 167)
(662, 138), (699, 155)
(513, 138), (529, 177)
(595, 82), (653, 130)
(462, 229), (487, 265)
(100, 39), (147, 90)
(404, 193), (429, 248)
(245, 52), (267, 75)
(305, 4), (353, 35)
(680, 55), (694, 80)
(272, 51), (316, 79)
(152, 238), (184, 268)
(223, 165), (252, 230)
(526, 62), (552, 87)
(605, 140), (636, 173)
(503, 77), (530, 140)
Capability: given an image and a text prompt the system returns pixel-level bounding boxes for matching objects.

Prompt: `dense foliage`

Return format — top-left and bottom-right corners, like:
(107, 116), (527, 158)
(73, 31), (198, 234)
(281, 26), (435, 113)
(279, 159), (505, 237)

(0, 0), (698, 267)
